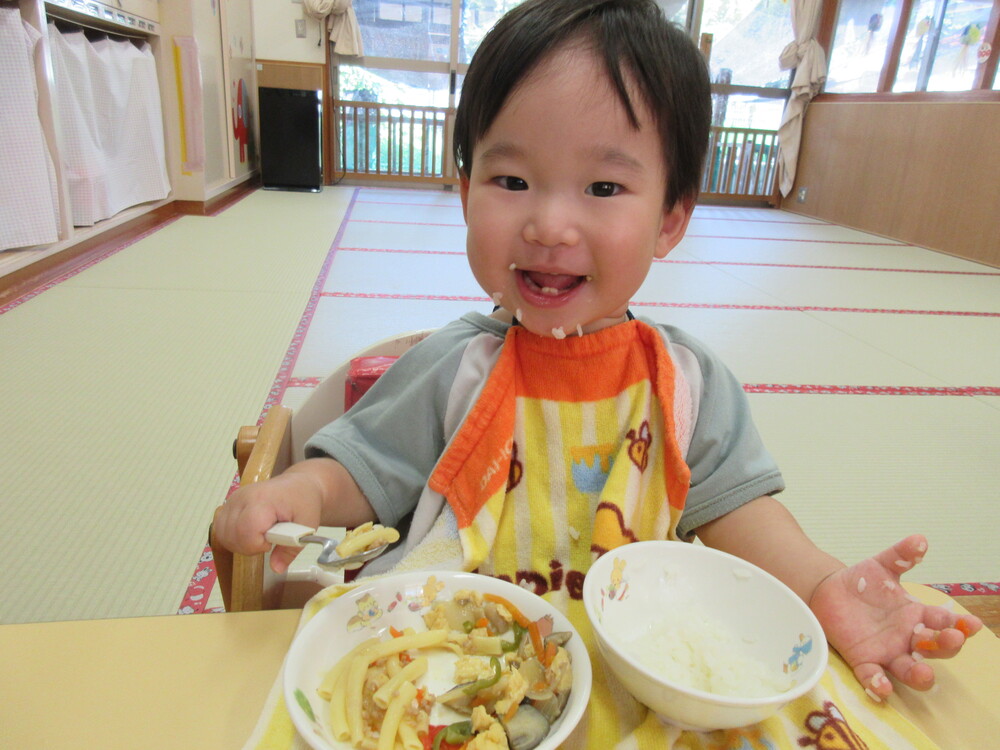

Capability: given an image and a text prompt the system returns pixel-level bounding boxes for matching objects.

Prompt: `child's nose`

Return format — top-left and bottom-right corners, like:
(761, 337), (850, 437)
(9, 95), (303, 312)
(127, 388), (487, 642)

(522, 197), (580, 248)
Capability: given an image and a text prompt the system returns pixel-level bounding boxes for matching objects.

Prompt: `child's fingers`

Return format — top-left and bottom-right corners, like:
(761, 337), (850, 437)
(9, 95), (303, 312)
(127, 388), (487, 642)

(870, 534), (928, 578)
(853, 663), (895, 701)
(886, 652), (936, 691)
(269, 544), (304, 574)
(912, 617), (980, 659)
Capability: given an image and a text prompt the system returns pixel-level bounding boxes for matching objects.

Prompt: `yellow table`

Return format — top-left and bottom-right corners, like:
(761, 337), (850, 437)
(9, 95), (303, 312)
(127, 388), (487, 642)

(2, 585), (998, 749)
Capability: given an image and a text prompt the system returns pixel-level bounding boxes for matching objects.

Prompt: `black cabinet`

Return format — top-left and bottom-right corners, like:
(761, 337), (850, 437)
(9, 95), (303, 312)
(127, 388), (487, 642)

(258, 87), (323, 192)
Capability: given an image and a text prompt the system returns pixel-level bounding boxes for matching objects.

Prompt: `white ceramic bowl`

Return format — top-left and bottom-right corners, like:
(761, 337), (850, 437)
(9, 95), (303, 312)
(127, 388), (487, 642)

(284, 570), (592, 750)
(583, 541), (827, 731)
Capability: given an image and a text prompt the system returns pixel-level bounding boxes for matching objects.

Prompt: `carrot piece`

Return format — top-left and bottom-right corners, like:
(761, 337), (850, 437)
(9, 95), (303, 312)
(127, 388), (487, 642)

(955, 618), (972, 637)
(915, 639), (940, 651)
(475, 617), (490, 631)
(390, 626), (404, 638)
(504, 701), (520, 722)
(542, 639), (558, 667)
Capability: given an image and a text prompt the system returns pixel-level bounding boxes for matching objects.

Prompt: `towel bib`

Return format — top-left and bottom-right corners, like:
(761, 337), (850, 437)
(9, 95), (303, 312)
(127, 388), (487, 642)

(429, 320), (691, 592)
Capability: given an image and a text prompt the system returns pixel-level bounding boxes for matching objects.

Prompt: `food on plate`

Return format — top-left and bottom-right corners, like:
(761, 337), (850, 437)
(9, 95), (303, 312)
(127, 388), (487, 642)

(336, 522), (401, 558)
(317, 589), (574, 750)
(624, 604), (791, 698)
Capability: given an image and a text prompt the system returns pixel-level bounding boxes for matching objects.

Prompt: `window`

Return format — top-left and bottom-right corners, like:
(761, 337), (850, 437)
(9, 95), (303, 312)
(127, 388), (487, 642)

(459, 0), (527, 64)
(917, 0), (992, 92)
(353, 0), (452, 61)
(339, 66), (450, 107)
(699, 0), (793, 88)
(825, 0), (999, 93)
(825, 0), (899, 93)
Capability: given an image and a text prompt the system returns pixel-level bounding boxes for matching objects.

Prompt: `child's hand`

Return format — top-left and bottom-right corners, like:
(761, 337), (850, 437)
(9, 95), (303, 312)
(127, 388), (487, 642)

(212, 471), (325, 573)
(809, 534), (983, 700)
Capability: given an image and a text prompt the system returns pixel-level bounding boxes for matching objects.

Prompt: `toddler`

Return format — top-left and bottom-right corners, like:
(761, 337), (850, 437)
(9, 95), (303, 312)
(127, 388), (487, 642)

(214, 0), (981, 743)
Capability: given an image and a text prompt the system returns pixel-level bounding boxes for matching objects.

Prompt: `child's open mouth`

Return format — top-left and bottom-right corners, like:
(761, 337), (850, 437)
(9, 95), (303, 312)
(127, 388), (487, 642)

(518, 270), (587, 306)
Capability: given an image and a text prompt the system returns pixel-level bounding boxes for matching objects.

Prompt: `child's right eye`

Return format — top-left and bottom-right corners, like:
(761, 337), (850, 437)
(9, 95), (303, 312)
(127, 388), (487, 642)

(495, 176), (528, 191)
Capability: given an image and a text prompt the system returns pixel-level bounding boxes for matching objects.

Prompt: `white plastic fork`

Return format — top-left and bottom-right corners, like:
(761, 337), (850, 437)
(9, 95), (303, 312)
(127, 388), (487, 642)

(265, 521), (390, 570)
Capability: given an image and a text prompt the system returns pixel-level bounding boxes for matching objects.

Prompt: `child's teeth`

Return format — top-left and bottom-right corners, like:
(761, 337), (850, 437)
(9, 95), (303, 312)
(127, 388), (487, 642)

(541, 286), (559, 295)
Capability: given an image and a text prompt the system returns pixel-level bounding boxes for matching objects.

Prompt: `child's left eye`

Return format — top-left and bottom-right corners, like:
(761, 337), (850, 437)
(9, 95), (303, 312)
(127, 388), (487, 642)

(587, 182), (622, 197)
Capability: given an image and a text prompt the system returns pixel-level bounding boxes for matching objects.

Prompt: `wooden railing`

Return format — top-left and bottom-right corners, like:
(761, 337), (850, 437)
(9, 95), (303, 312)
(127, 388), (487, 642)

(334, 102), (779, 202)
(702, 126), (780, 203)
(336, 102), (457, 185)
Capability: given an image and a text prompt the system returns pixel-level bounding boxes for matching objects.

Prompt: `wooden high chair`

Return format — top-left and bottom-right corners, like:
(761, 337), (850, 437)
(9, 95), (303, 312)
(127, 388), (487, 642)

(210, 329), (435, 612)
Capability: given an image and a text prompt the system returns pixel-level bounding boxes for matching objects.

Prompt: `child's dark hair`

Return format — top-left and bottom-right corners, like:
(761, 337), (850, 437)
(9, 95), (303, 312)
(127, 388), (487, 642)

(453, 0), (711, 208)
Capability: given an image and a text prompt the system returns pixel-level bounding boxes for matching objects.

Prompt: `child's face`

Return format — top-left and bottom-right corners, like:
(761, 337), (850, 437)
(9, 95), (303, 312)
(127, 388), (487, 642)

(460, 43), (692, 337)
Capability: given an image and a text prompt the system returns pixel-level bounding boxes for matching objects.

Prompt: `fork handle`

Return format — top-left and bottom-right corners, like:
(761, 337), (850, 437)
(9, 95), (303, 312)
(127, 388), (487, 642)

(265, 522), (317, 547)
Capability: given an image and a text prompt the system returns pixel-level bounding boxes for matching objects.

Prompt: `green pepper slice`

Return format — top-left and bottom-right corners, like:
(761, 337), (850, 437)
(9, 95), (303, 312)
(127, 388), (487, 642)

(432, 720), (474, 750)
(462, 655), (502, 696)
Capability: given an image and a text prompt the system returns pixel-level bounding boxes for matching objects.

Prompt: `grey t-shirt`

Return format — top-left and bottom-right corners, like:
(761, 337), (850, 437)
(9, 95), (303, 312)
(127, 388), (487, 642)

(306, 312), (784, 540)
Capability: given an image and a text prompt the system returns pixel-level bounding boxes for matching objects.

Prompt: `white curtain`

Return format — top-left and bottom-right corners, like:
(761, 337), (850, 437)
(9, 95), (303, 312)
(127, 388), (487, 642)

(48, 26), (170, 227)
(0, 8), (60, 251)
(304, 0), (364, 57)
(776, 0), (827, 197)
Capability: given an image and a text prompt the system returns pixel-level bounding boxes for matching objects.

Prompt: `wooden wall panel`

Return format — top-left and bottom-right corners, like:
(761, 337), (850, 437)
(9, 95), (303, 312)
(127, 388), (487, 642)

(783, 101), (1000, 268)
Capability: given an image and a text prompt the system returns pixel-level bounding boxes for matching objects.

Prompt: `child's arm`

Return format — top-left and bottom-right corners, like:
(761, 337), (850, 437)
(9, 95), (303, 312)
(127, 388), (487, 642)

(697, 496), (983, 699)
(212, 457), (377, 573)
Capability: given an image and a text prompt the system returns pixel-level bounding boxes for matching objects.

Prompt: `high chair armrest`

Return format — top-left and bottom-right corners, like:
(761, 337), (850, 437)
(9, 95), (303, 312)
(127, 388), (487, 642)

(211, 405), (293, 612)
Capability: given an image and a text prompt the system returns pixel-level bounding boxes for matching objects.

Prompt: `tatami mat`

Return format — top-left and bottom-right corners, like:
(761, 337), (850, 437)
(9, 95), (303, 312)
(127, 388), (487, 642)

(750, 394), (1000, 583)
(2, 185), (996, 624)
(0, 189), (352, 624)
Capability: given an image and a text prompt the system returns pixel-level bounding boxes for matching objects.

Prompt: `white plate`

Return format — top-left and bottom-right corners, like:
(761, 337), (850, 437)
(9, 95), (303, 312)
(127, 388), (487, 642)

(283, 570), (592, 750)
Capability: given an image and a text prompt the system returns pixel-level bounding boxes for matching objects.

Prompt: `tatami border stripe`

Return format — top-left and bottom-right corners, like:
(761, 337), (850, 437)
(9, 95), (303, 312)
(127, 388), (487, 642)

(281, 379), (999, 397)
(743, 384), (1000, 396)
(336, 246), (999, 276)
(319, 291), (1000, 317)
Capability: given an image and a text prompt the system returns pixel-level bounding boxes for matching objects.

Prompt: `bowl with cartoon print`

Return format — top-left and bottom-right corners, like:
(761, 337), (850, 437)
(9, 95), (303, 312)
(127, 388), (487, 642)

(283, 569), (592, 750)
(582, 540), (828, 731)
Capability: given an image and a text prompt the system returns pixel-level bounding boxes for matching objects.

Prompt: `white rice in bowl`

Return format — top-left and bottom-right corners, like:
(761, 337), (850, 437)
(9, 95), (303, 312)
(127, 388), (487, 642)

(624, 604), (791, 698)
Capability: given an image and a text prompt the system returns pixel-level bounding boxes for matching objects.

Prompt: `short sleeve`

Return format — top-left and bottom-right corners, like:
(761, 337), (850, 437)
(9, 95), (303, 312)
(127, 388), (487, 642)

(663, 327), (785, 539)
(304, 320), (478, 527)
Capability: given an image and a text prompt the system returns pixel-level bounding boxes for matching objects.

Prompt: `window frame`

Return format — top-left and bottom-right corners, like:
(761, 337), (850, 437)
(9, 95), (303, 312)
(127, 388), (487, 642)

(819, 0), (1000, 100)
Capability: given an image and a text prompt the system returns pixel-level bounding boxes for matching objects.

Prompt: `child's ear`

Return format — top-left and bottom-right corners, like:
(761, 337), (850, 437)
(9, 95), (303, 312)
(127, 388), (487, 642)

(654, 197), (694, 259)
(459, 174), (470, 222)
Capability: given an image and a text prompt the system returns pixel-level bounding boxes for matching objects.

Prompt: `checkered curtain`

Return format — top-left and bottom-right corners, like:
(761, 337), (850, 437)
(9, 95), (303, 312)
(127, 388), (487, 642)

(0, 7), (60, 251)
(48, 25), (170, 227)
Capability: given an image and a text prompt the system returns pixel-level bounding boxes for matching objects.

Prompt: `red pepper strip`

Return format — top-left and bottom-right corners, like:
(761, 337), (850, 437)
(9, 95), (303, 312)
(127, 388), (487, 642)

(483, 593), (545, 661)
(915, 639), (940, 651)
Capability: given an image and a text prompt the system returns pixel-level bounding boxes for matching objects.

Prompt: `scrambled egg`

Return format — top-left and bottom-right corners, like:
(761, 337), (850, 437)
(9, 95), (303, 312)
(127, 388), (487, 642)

(466, 706), (510, 750)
